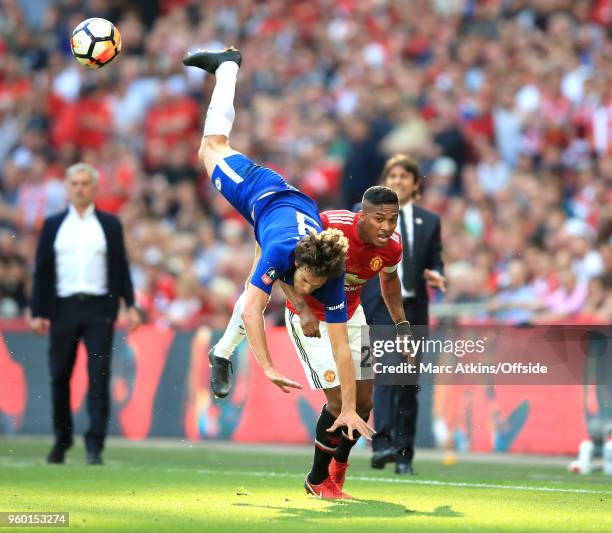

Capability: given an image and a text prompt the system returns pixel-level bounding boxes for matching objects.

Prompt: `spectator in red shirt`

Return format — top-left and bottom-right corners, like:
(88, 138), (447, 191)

(144, 75), (199, 171)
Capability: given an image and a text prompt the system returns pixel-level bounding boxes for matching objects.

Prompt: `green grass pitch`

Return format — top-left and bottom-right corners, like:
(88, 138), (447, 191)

(0, 438), (610, 532)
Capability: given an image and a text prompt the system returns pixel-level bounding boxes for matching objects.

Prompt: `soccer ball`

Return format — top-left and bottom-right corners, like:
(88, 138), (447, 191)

(71, 18), (121, 69)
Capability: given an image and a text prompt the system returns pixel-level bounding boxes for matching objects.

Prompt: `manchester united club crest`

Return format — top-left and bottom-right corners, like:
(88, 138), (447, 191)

(370, 256), (383, 271)
(323, 370), (336, 383)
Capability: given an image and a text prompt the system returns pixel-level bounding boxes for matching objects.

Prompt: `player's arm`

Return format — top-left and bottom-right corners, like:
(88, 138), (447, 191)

(278, 281), (320, 338)
(320, 274), (374, 439)
(380, 264), (414, 355)
(327, 322), (375, 440)
(241, 283), (302, 393)
(379, 267), (406, 324)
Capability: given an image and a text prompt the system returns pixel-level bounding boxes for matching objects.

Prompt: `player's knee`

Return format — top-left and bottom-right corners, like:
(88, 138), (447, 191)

(199, 135), (228, 160)
(198, 137), (211, 160)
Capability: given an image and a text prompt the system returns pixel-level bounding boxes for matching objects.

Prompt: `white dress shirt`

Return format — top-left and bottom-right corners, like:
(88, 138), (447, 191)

(396, 202), (415, 298)
(54, 204), (108, 297)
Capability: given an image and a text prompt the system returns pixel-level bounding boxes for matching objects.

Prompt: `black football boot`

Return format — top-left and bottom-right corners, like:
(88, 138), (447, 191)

(182, 47), (241, 74)
(209, 349), (233, 398)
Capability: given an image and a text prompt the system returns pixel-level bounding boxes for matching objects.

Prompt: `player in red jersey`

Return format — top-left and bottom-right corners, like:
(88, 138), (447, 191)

(284, 186), (412, 498)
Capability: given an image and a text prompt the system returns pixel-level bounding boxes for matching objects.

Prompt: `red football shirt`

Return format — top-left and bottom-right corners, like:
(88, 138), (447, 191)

(286, 210), (403, 321)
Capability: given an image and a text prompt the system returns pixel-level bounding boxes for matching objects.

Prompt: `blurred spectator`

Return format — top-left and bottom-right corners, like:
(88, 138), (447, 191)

(0, 236), (28, 316)
(165, 273), (203, 327)
(341, 114), (390, 209)
(488, 259), (536, 324)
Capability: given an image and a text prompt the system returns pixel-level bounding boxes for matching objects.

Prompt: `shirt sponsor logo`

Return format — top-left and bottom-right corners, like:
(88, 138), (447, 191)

(261, 267), (278, 285)
(345, 273), (367, 287)
(327, 302), (345, 311)
(345, 285), (362, 292)
(370, 256), (383, 271)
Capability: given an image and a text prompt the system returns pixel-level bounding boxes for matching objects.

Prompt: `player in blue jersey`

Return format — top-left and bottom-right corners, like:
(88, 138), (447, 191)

(183, 47), (374, 442)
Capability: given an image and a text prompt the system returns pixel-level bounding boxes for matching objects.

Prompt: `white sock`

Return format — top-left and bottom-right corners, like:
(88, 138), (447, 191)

(213, 290), (246, 360)
(203, 61), (239, 137)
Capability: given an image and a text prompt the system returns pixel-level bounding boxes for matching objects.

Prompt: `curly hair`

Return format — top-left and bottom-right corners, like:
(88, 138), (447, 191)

(294, 228), (348, 278)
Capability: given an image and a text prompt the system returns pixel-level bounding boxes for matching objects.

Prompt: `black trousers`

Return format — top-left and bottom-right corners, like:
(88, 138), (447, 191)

(372, 298), (428, 463)
(373, 382), (420, 461)
(48, 296), (114, 452)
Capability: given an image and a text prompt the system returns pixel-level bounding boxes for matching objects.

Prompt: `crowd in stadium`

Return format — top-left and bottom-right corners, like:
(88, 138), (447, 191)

(0, 0), (610, 326)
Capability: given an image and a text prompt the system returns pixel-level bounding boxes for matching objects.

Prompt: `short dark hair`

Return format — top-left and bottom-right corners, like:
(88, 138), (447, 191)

(362, 186), (399, 206)
(381, 154), (422, 200)
(294, 228), (348, 278)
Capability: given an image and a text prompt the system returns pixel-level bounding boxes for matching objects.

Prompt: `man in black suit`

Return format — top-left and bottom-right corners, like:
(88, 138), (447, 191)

(30, 163), (140, 465)
(360, 154), (445, 474)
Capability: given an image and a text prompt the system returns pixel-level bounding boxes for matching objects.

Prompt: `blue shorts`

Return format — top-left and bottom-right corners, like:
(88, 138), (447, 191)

(211, 153), (317, 226)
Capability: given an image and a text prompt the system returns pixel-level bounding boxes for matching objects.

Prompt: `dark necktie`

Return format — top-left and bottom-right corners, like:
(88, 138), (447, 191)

(399, 208), (415, 293)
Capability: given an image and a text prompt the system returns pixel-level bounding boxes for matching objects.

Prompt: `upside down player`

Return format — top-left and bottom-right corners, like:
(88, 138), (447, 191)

(182, 47), (374, 440)
(284, 186), (412, 498)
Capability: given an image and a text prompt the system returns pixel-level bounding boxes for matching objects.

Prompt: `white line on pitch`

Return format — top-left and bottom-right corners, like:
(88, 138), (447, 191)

(2, 461), (611, 496)
(179, 468), (612, 496)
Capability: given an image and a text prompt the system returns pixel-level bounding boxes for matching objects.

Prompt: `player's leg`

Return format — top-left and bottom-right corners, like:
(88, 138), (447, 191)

(286, 306), (373, 494)
(307, 378), (371, 490)
(327, 381), (372, 490)
(183, 48), (242, 177)
(285, 309), (351, 499)
(334, 381), (373, 455)
(329, 306), (373, 487)
(308, 393), (344, 489)
(213, 244), (260, 359)
(208, 244), (261, 398)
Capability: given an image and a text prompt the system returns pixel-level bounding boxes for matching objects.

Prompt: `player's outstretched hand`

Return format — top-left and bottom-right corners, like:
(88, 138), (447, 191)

(328, 409), (375, 441)
(300, 307), (321, 338)
(264, 367), (303, 393)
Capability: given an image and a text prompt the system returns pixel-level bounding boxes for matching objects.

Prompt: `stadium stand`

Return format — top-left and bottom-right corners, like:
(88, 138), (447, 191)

(0, 0), (610, 326)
